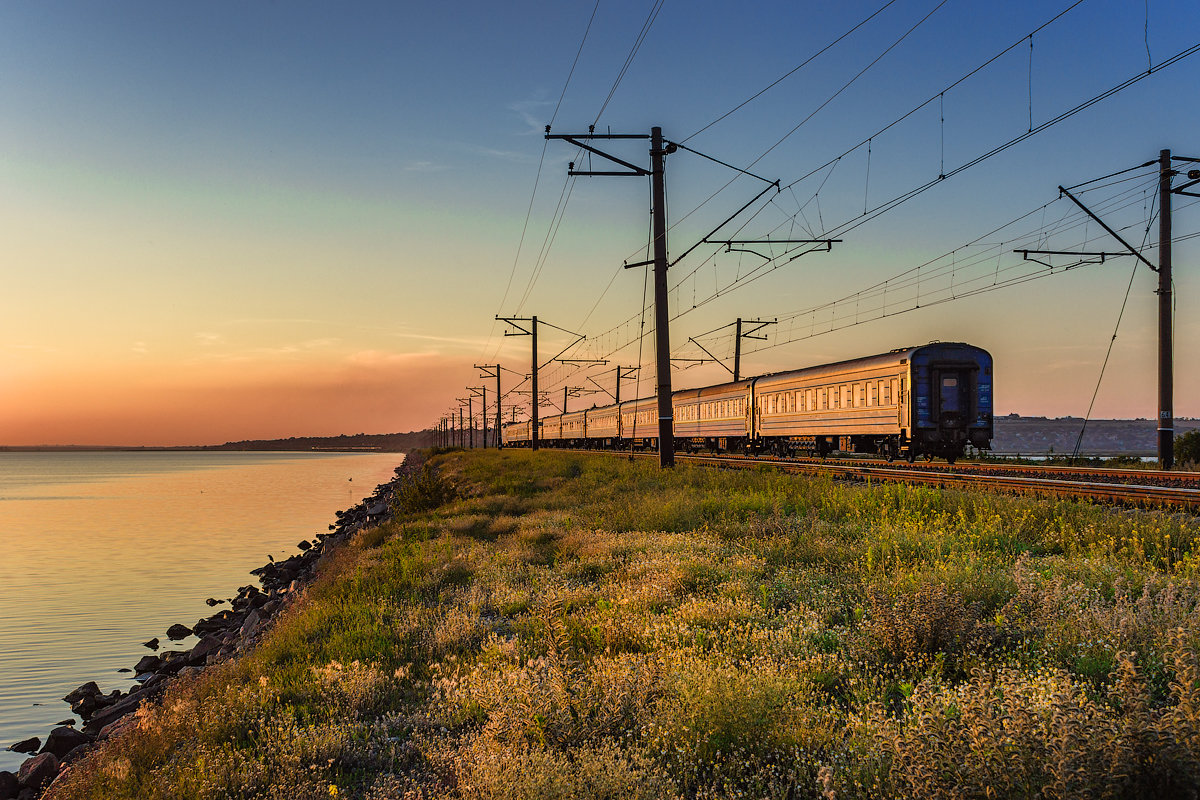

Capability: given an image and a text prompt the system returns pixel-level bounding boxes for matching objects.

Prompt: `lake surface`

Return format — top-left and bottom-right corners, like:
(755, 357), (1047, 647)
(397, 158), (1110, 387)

(0, 450), (404, 770)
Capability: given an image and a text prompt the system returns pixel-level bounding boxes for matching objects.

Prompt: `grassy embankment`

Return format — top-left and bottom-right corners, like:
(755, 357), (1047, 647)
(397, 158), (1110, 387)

(49, 449), (1200, 799)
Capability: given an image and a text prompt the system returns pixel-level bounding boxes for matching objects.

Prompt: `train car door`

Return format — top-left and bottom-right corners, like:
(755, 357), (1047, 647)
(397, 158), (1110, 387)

(934, 370), (965, 425)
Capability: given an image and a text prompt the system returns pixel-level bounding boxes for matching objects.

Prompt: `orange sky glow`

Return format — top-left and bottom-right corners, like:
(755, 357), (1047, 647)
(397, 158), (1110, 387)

(2, 352), (474, 447)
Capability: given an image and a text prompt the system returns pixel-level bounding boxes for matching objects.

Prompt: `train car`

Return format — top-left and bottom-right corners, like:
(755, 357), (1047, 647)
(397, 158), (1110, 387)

(584, 403), (620, 448)
(752, 342), (991, 462)
(561, 410), (587, 447)
(501, 420), (531, 448)
(541, 413), (564, 446)
(619, 397), (660, 450)
(672, 379), (753, 453)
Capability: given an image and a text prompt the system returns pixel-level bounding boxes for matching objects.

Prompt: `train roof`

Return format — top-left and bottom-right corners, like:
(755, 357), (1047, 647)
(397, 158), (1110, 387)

(752, 342), (989, 388)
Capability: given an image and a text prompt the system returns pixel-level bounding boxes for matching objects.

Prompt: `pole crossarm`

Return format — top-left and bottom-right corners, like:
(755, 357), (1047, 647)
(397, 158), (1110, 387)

(670, 181), (780, 267)
(1170, 157), (1200, 197)
(687, 337), (734, 376)
(545, 132), (651, 177)
(738, 319), (776, 340)
(1057, 185), (1157, 272)
(555, 358), (609, 365)
(1014, 249), (1126, 268)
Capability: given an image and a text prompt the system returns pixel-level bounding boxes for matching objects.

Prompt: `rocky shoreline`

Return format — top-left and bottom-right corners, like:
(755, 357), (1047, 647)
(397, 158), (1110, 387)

(1, 456), (416, 800)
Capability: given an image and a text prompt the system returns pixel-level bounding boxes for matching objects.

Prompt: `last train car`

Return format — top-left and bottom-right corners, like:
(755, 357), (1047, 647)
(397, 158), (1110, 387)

(752, 342), (992, 463)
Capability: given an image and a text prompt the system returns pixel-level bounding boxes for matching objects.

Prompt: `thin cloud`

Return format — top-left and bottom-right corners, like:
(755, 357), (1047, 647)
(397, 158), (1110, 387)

(509, 98), (553, 135)
(404, 160), (450, 173)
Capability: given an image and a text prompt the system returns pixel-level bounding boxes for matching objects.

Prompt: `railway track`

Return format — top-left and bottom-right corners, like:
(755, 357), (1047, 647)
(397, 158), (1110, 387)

(594, 450), (1200, 510)
(772, 455), (1200, 489)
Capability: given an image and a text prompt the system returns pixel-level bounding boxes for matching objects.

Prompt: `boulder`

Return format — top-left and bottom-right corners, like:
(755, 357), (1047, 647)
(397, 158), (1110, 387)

(61, 743), (90, 766)
(156, 651), (189, 674)
(204, 597), (225, 606)
(142, 637), (160, 650)
(166, 623), (193, 640)
(6, 739), (37, 755)
(41, 727), (90, 760)
(62, 682), (100, 706)
(0, 771), (16, 800)
(16, 753), (58, 791)
(193, 610), (240, 636)
(296, 539), (312, 550)
(82, 692), (147, 737)
(53, 720), (74, 728)
(134, 655), (161, 674)
(239, 610), (263, 640)
(190, 635), (223, 663)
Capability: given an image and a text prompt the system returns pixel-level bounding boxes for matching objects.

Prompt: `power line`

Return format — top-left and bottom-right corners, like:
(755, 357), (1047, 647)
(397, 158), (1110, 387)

(681, 0), (901, 143)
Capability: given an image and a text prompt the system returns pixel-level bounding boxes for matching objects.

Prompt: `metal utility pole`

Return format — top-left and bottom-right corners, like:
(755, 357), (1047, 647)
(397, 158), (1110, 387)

(498, 316), (539, 450)
(469, 386), (487, 448)
(547, 126), (676, 466)
(1051, 149), (1198, 469)
(648, 127), (674, 466)
(733, 318), (775, 381)
(1158, 149), (1174, 469)
(476, 364), (501, 447)
(614, 366), (638, 404)
(458, 404), (466, 449)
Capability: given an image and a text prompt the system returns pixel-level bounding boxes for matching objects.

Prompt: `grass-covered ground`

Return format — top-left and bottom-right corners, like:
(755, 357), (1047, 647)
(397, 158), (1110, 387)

(49, 450), (1200, 799)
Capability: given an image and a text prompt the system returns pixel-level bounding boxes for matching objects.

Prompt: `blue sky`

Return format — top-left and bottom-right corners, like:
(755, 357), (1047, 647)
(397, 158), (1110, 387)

(2, 0), (1198, 443)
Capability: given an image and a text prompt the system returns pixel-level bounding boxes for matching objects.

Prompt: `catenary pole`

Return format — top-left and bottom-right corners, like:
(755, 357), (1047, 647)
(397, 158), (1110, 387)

(1159, 149), (1174, 469)
(649, 127), (675, 466)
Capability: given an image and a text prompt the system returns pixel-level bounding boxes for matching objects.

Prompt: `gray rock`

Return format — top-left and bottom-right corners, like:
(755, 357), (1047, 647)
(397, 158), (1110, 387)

(296, 539), (312, 550)
(134, 655), (161, 673)
(5, 739), (37, 755)
(16, 752), (58, 791)
(61, 743), (90, 766)
(82, 692), (145, 737)
(41, 727), (90, 760)
(190, 635), (222, 662)
(0, 771), (16, 800)
(62, 682), (100, 706)
(239, 610), (263, 640)
(165, 623), (193, 640)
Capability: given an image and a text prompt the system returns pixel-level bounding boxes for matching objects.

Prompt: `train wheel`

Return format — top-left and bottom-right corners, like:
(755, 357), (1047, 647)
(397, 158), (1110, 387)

(905, 451), (917, 463)
(884, 447), (894, 463)
(946, 454), (957, 465)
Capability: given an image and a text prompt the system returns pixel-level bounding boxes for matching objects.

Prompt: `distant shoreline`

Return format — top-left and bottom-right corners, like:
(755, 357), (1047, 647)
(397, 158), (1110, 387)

(0, 429), (437, 453)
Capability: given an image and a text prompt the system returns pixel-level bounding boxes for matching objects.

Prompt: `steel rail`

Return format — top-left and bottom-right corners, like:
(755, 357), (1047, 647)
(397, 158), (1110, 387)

(667, 454), (1200, 510)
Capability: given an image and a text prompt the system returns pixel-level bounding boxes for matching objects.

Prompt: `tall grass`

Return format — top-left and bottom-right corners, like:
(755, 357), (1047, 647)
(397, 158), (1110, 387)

(49, 450), (1200, 799)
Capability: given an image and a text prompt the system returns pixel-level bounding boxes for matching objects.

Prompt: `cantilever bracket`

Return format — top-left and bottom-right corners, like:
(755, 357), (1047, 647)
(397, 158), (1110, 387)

(1015, 249), (1122, 269)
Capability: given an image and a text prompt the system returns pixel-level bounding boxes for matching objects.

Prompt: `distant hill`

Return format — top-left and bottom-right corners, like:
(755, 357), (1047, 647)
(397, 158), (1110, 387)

(203, 430), (438, 452)
(992, 415), (1200, 456)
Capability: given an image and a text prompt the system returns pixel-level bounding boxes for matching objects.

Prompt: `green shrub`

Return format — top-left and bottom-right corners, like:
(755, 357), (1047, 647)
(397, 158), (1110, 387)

(391, 463), (456, 514)
(1177, 430), (1200, 467)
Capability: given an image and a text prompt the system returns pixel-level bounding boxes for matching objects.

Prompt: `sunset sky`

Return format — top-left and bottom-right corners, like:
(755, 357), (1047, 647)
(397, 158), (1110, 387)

(3, 0), (1199, 446)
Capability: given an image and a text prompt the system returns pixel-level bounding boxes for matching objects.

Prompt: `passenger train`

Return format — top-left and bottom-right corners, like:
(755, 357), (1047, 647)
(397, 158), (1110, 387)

(501, 342), (993, 464)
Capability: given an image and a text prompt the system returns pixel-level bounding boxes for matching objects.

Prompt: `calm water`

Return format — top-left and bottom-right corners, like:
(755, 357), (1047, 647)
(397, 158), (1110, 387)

(0, 451), (404, 770)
